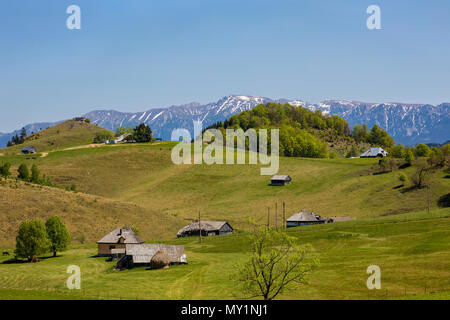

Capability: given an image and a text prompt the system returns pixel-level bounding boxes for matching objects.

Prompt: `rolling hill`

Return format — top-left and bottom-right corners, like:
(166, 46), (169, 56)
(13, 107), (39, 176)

(0, 120), (114, 155)
(0, 179), (184, 247)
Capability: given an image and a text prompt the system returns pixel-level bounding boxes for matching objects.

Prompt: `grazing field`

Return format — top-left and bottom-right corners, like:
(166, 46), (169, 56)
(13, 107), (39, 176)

(0, 209), (449, 300)
(0, 141), (448, 243)
(0, 120), (113, 155)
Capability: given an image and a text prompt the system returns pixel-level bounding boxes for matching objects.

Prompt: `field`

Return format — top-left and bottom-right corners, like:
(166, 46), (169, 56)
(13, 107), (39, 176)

(1, 141), (449, 245)
(0, 209), (449, 300)
(1, 125), (449, 300)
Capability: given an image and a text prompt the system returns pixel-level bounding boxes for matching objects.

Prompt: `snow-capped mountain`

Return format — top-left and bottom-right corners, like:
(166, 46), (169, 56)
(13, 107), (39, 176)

(84, 95), (273, 142)
(1, 95), (449, 147)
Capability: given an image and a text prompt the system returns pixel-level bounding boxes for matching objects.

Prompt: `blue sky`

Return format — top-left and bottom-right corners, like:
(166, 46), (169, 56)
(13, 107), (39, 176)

(0, 0), (449, 132)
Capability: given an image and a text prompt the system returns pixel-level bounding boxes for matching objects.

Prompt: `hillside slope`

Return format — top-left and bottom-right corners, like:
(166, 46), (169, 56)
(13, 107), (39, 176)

(0, 120), (113, 155)
(0, 180), (184, 247)
(1, 142), (448, 239)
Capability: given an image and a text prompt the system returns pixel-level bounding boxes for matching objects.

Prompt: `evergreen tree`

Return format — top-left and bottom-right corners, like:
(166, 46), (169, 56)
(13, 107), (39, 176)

(133, 123), (153, 143)
(19, 127), (27, 143)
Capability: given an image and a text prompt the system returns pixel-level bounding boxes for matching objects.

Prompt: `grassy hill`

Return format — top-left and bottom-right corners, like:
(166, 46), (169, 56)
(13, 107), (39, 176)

(0, 120), (114, 155)
(0, 209), (448, 300)
(0, 141), (448, 244)
(0, 180), (184, 247)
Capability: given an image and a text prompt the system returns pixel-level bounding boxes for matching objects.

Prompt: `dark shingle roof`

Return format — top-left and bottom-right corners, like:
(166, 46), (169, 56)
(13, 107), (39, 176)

(125, 244), (186, 264)
(287, 210), (325, 222)
(177, 221), (230, 237)
(97, 226), (144, 244)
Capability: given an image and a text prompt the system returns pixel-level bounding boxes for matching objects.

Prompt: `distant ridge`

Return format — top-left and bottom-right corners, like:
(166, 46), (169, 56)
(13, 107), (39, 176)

(1, 95), (449, 147)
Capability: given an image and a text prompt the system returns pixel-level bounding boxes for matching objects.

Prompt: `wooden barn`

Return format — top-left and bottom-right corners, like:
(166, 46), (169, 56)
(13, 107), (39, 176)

(270, 175), (292, 186)
(21, 146), (36, 154)
(116, 244), (187, 269)
(286, 210), (326, 227)
(177, 221), (233, 238)
(96, 226), (144, 257)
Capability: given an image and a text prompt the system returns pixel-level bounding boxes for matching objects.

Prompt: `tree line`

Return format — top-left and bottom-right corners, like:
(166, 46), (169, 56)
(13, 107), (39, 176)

(204, 103), (395, 158)
(93, 123), (154, 143)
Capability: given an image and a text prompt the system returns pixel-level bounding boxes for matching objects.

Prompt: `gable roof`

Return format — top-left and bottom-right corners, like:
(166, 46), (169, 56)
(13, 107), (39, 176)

(271, 175), (291, 181)
(22, 146), (35, 151)
(125, 244), (186, 264)
(97, 226), (144, 244)
(177, 221), (231, 236)
(360, 147), (388, 157)
(287, 209), (325, 222)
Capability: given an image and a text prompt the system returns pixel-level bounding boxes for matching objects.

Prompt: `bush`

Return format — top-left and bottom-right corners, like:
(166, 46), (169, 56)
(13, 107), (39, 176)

(398, 173), (408, 185)
(93, 131), (114, 143)
(31, 164), (40, 183)
(0, 162), (11, 178)
(17, 164), (29, 181)
(415, 143), (431, 157)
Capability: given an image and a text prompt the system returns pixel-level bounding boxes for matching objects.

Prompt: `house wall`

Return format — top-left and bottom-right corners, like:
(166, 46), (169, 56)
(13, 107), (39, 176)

(286, 221), (325, 228)
(98, 243), (126, 256)
(219, 223), (233, 235)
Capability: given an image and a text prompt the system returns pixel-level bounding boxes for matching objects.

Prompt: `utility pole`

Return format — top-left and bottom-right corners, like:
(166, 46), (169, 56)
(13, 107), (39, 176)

(427, 185), (431, 214)
(267, 207), (270, 228)
(275, 202), (278, 230)
(283, 202), (286, 229)
(198, 211), (202, 244)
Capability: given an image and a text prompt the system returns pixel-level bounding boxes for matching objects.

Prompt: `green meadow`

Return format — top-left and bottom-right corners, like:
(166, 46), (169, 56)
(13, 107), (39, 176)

(1, 141), (448, 243)
(0, 209), (449, 300)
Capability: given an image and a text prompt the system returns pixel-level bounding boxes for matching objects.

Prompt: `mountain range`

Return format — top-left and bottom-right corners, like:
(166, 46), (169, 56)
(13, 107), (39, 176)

(1, 95), (449, 147)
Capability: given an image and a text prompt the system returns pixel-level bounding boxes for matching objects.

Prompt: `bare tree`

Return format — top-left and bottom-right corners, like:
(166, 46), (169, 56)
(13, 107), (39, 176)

(233, 226), (319, 300)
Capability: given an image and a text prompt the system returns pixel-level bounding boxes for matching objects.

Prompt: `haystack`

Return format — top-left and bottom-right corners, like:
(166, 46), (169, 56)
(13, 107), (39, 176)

(150, 250), (170, 269)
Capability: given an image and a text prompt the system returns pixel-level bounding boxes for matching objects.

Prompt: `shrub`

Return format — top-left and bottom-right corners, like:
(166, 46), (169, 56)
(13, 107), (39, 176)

(93, 131), (114, 143)
(415, 143), (431, 157)
(17, 164), (30, 181)
(0, 162), (11, 178)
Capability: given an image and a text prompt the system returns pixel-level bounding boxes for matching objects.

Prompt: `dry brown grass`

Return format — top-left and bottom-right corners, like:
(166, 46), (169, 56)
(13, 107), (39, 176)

(0, 180), (185, 247)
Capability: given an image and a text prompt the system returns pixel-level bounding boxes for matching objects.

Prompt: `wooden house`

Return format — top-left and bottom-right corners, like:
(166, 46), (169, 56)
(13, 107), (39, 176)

(177, 221), (233, 238)
(270, 175), (292, 186)
(286, 209), (326, 227)
(21, 146), (36, 154)
(96, 226), (144, 257)
(116, 244), (187, 269)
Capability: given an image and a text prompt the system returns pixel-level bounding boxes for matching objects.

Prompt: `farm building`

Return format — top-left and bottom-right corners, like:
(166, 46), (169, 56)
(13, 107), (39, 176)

(286, 210), (326, 227)
(96, 226), (144, 257)
(116, 244), (187, 269)
(177, 221), (233, 238)
(360, 147), (388, 158)
(270, 175), (292, 186)
(21, 146), (36, 154)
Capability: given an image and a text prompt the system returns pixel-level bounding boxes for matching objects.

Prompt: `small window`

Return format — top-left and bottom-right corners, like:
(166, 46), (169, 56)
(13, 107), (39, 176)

(109, 245), (115, 250)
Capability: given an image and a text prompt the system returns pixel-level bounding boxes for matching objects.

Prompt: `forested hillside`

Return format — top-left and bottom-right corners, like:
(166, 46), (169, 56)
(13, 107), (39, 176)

(205, 103), (394, 158)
